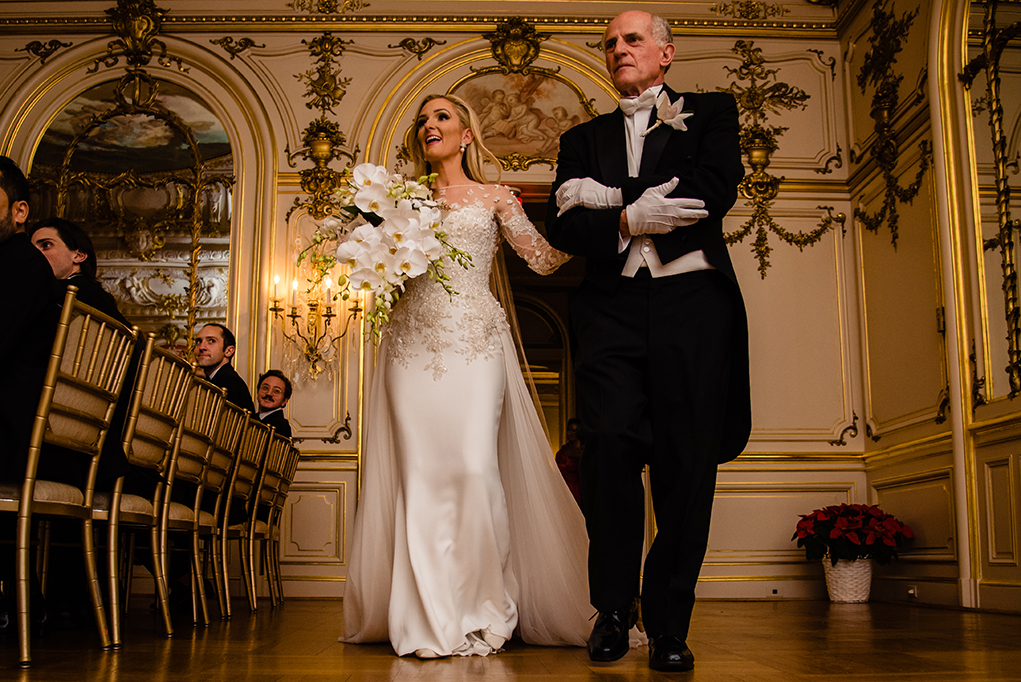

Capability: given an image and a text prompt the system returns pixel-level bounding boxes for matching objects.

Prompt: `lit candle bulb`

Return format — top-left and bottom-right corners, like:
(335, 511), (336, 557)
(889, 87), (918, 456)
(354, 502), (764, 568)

(291, 279), (298, 306)
(325, 276), (333, 300)
(273, 274), (280, 300)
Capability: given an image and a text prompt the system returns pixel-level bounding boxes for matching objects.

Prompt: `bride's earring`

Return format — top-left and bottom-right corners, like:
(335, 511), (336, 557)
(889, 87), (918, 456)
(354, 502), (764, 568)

(459, 142), (467, 153)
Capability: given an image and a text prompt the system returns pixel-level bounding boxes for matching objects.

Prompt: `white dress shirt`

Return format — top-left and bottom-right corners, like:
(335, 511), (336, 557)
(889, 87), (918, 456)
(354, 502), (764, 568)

(619, 85), (712, 278)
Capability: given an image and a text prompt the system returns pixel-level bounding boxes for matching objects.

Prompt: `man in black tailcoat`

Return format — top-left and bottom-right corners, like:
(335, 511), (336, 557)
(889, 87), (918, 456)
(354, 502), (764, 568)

(194, 323), (255, 413)
(546, 10), (751, 673)
(255, 369), (292, 438)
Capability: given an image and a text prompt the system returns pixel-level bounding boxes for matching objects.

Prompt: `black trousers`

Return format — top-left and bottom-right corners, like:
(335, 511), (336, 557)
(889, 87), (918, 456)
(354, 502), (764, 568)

(572, 268), (738, 640)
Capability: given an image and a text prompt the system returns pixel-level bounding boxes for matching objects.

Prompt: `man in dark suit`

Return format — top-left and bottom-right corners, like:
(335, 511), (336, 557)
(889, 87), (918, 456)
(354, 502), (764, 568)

(546, 10), (750, 673)
(0, 156), (60, 483)
(255, 369), (292, 438)
(194, 323), (255, 412)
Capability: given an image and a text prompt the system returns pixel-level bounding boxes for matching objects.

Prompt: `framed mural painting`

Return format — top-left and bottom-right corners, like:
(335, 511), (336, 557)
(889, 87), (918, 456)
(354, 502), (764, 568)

(450, 71), (597, 171)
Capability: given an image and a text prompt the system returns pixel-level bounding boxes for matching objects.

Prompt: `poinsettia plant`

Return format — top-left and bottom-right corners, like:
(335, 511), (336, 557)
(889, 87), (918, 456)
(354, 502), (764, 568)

(792, 503), (914, 566)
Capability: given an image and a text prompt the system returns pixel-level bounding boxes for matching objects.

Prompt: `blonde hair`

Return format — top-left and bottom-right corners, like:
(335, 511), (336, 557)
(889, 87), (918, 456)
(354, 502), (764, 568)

(404, 93), (502, 184)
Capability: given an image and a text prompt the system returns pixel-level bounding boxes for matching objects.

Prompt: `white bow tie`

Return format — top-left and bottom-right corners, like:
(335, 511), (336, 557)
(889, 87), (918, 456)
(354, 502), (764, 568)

(619, 89), (659, 117)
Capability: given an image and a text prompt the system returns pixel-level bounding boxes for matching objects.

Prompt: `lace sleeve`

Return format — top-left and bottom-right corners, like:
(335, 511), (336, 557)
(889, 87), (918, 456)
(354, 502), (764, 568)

(495, 188), (571, 276)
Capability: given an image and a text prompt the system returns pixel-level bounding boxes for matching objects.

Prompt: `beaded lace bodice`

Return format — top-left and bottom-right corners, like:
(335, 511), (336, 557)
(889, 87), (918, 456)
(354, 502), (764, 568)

(384, 185), (569, 379)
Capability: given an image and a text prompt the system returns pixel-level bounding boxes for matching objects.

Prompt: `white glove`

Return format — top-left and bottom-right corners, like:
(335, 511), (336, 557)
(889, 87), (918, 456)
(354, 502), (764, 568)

(556, 178), (623, 216)
(625, 178), (708, 235)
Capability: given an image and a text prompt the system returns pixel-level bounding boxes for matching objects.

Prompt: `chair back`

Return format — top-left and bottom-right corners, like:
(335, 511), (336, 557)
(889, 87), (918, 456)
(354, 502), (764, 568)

(227, 418), (272, 514)
(27, 286), (137, 500)
(171, 376), (224, 487)
(120, 334), (194, 476)
(206, 401), (247, 499)
(274, 445), (301, 516)
(256, 432), (292, 510)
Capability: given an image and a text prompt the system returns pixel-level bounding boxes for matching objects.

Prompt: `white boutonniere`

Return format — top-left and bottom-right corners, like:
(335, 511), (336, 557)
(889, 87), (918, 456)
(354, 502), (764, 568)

(641, 93), (694, 137)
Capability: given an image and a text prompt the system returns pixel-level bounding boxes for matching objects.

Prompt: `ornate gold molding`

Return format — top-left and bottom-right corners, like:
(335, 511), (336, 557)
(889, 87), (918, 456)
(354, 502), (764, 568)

(721, 40), (838, 278)
(285, 31), (359, 220)
(388, 37), (446, 60)
(970, 340), (987, 411)
(287, 0), (369, 13)
(711, 1), (788, 20)
(87, 0), (186, 73)
(209, 36), (265, 59)
(0, 17), (838, 38)
(828, 412), (858, 446)
(815, 146), (844, 175)
(15, 39), (72, 64)
(850, 0), (931, 248)
(961, 0), (1021, 396)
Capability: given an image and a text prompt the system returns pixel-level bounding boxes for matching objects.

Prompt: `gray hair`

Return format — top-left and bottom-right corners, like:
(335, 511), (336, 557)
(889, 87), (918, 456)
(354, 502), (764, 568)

(650, 14), (673, 47)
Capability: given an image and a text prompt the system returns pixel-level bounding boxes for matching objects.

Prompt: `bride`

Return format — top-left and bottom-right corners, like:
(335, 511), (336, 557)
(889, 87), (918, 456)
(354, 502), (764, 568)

(340, 94), (591, 658)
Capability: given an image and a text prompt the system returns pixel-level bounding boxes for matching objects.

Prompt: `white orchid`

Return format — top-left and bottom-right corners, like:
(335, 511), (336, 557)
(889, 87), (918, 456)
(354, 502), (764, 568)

(641, 93), (694, 137)
(352, 163), (390, 189)
(295, 163), (474, 341)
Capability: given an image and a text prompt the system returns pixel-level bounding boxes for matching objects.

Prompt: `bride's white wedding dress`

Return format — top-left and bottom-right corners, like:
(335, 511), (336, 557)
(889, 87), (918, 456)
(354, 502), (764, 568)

(341, 185), (591, 656)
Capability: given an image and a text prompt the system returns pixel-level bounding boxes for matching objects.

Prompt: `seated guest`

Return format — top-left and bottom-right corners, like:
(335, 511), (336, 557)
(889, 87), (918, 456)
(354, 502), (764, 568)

(28, 216), (128, 325)
(0, 156), (60, 632)
(256, 369), (293, 438)
(30, 217), (135, 485)
(0, 156), (60, 482)
(194, 322), (255, 412)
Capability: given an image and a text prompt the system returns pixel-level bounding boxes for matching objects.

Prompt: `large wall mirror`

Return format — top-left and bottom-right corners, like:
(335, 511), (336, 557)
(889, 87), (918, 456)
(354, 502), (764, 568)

(28, 69), (234, 352)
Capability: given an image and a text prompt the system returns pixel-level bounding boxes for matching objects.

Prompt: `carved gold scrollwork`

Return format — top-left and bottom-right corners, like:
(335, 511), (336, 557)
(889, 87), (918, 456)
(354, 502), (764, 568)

(480, 17), (551, 75)
(291, 412), (353, 445)
(935, 386), (950, 425)
(209, 37), (265, 60)
(828, 411), (858, 446)
(807, 49), (837, 81)
(16, 39), (73, 64)
(287, 0), (368, 13)
(498, 152), (556, 172)
(286, 32), (360, 221)
(285, 116), (359, 221)
(721, 40), (838, 278)
(88, 0), (186, 73)
(851, 0), (931, 248)
(970, 340), (987, 411)
(961, 0), (1021, 396)
(816, 145), (843, 175)
(389, 37), (447, 61)
(299, 33), (352, 114)
(711, 1), (788, 20)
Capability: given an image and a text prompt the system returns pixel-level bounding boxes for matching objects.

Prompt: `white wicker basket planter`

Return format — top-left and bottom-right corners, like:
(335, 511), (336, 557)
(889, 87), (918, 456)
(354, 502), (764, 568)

(822, 558), (873, 603)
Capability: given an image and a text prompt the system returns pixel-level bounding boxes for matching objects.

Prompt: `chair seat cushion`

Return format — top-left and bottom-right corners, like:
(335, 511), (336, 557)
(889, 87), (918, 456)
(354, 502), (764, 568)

(229, 519), (268, 534)
(168, 501), (194, 522)
(92, 492), (154, 515)
(0, 480), (85, 505)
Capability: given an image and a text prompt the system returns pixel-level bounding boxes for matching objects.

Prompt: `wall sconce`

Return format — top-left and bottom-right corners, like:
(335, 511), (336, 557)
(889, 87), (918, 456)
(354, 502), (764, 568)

(270, 273), (361, 380)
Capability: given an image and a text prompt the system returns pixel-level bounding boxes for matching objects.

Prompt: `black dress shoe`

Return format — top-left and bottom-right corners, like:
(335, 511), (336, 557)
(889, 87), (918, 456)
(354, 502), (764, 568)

(649, 635), (694, 672)
(587, 599), (638, 662)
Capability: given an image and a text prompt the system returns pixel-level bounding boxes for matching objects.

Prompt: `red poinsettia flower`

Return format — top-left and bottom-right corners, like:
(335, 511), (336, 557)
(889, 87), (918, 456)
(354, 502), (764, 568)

(792, 503), (914, 566)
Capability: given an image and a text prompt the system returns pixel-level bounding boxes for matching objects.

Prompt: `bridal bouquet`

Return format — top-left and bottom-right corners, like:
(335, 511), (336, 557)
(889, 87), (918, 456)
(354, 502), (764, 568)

(297, 163), (472, 340)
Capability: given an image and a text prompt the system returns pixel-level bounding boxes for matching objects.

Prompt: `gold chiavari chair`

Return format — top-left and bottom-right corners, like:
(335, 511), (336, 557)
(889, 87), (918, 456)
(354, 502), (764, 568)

(219, 417), (271, 617)
(93, 333), (193, 644)
(160, 376), (224, 627)
(0, 286), (136, 667)
(243, 431), (291, 608)
(262, 444), (301, 607)
(201, 401), (248, 618)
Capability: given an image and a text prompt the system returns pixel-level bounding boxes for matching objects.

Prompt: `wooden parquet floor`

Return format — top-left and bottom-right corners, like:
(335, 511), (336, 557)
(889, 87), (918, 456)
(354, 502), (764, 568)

(2, 598), (1020, 680)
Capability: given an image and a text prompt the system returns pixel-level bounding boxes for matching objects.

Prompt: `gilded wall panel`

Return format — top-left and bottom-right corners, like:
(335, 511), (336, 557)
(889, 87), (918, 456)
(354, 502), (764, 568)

(872, 470), (956, 561)
(733, 205), (856, 448)
(984, 458), (1016, 564)
(858, 158), (946, 438)
(843, 0), (930, 163)
(707, 483), (859, 563)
